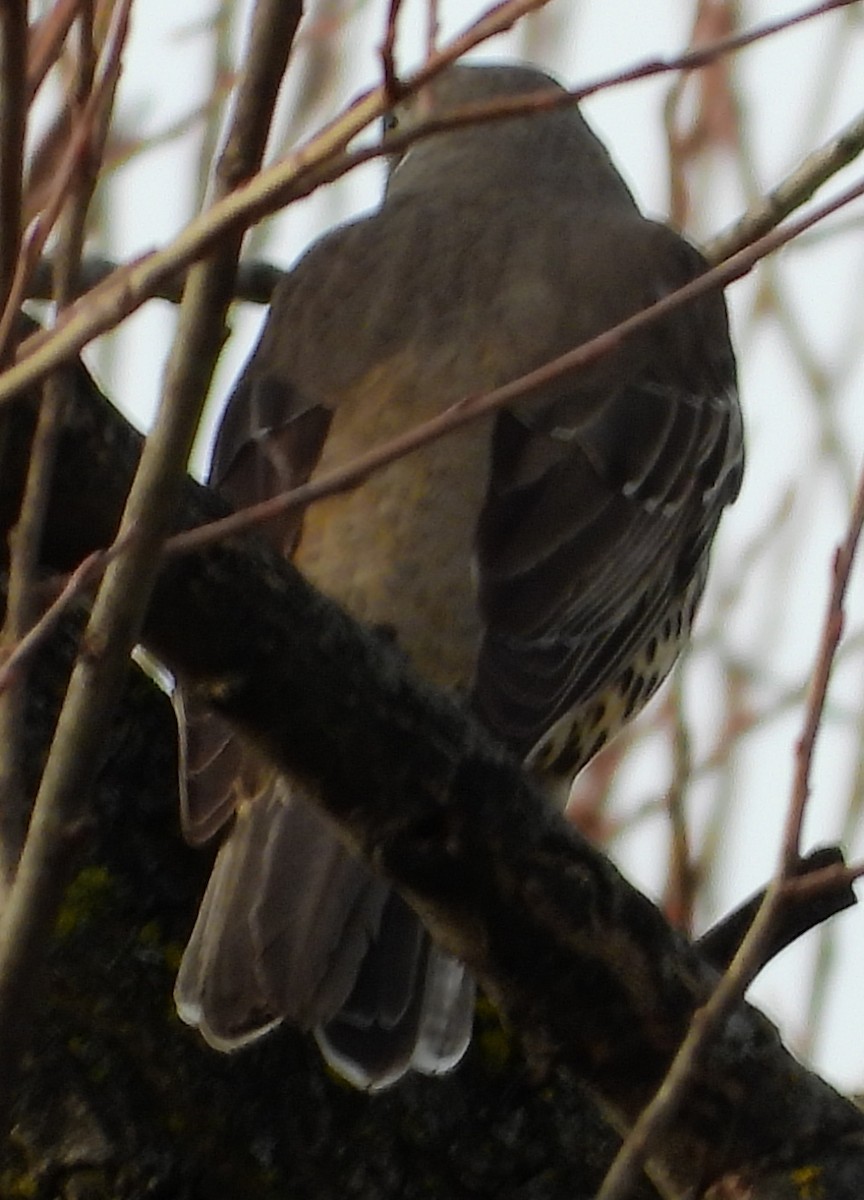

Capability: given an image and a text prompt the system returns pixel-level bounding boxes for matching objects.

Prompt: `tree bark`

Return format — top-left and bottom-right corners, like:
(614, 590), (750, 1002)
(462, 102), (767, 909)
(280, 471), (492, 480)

(1, 353), (863, 1198)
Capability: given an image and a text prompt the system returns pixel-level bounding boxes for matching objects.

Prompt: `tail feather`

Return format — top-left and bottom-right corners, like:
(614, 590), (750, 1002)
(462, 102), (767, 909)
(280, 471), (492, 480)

(175, 779), (389, 1046)
(316, 940), (474, 1091)
(175, 759), (474, 1084)
(410, 946), (475, 1075)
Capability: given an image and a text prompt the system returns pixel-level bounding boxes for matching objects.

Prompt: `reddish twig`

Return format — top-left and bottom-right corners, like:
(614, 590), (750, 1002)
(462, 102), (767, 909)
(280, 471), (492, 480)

(26, 0), (81, 100)
(595, 442), (864, 1200)
(784, 457), (864, 864)
(0, 0), (132, 362)
(0, 0), (27, 318)
(0, 533), (136, 696)
(380, 0), (404, 103)
(1, 0), (855, 411)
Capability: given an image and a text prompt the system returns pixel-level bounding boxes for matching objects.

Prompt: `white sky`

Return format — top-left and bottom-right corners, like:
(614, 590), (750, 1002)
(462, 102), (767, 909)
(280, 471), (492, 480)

(86, 0), (864, 1091)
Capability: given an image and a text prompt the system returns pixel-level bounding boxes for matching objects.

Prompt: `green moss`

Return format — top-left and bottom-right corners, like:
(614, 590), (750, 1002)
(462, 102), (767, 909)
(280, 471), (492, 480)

(136, 922), (184, 973)
(59, 1168), (111, 1200)
(0, 1169), (38, 1197)
(791, 1164), (825, 1199)
(55, 869), (115, 939)
(136, 921), (161, 948)
(473, 995), (515, 1073)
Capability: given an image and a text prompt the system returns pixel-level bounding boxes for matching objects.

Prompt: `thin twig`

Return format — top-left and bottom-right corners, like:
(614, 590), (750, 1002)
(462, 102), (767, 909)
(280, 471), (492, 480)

(191, 2), (235, 216)
(596, 448), (864, 1200)
(0, 0), (30, 897)
(0, 2), (102, 891)
(707, 103), (864, 264)
(0, 535), (136, 695)
(380, 0), (404, 102)
(0, 0), (130, 362)
(784, 457), (864, 863)
(0, 0), (303, 1136)
(2, 0), (855, 410)
(26, 253), (283, 306)
(426, 0), (440, 58)
(0, 0), (26, 316)
(26, 0), (81, 101)
(782, 858), (864, 901)
(662, 676), (697, 933)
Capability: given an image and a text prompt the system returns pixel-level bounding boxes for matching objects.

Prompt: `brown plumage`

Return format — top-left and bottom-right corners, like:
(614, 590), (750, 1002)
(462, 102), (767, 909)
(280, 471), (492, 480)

(174, 62), (744, 1088)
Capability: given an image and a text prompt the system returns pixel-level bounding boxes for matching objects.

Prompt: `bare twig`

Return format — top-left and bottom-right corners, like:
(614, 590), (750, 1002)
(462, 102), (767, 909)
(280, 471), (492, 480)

(664, 0), (742, 231)
(782, 858), (864, 901)
(27, 0), (82, 100)
(0, 2), (103, 894)
(0, 0), (30, 896)
(707, 103), (864, 264)
(784, 455), (864, 862)
(191, 2), (235, 216)
(26, 253), (283, 306)
(0, 0), (26, 315)
(0, 0), (303, 1133)
(1, 0), (855, 410)
(596, 445), (864, 1200)
(697, 846), (857, 972)
(662, 676), (698, 933)
(0, 0), (130, 361)
(0, 534), (136, 695)
(426, 0), (441, 58)
(380, 0), (404, 102)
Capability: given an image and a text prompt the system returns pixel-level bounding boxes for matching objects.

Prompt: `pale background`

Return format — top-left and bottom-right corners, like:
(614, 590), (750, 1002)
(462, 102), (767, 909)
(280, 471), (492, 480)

(69, 1), (864, 1091)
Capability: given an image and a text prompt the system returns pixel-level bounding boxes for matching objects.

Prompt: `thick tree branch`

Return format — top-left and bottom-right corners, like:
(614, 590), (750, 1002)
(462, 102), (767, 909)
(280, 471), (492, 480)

(2, 345), (863, 1198)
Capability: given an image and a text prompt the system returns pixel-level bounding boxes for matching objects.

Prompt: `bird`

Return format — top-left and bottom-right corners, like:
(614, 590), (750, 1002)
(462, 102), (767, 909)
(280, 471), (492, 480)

(173, 61), (744, 1089)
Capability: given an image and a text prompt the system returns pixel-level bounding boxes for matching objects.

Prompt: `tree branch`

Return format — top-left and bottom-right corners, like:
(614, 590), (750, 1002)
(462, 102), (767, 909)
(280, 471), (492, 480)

(1, 342), (862, 1198)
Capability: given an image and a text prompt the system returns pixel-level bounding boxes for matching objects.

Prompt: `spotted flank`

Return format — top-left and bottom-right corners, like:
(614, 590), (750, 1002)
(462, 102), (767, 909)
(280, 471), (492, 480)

(525, 577), (703, 779)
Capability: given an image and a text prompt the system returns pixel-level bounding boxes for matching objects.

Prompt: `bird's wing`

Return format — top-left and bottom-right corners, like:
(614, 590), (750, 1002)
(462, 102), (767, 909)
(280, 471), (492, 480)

(472, 224), (744, 765)
(177, 284), (333, 845)
(175, 221), (476, 1084)
(175, 775), (392, 1044)
(177, 203), (430, 842)
(175, 769), (471, 1086)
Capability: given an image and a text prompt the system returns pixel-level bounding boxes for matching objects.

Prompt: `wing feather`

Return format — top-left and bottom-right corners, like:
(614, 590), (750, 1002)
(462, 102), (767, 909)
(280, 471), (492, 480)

(472, 229), (743, 758)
